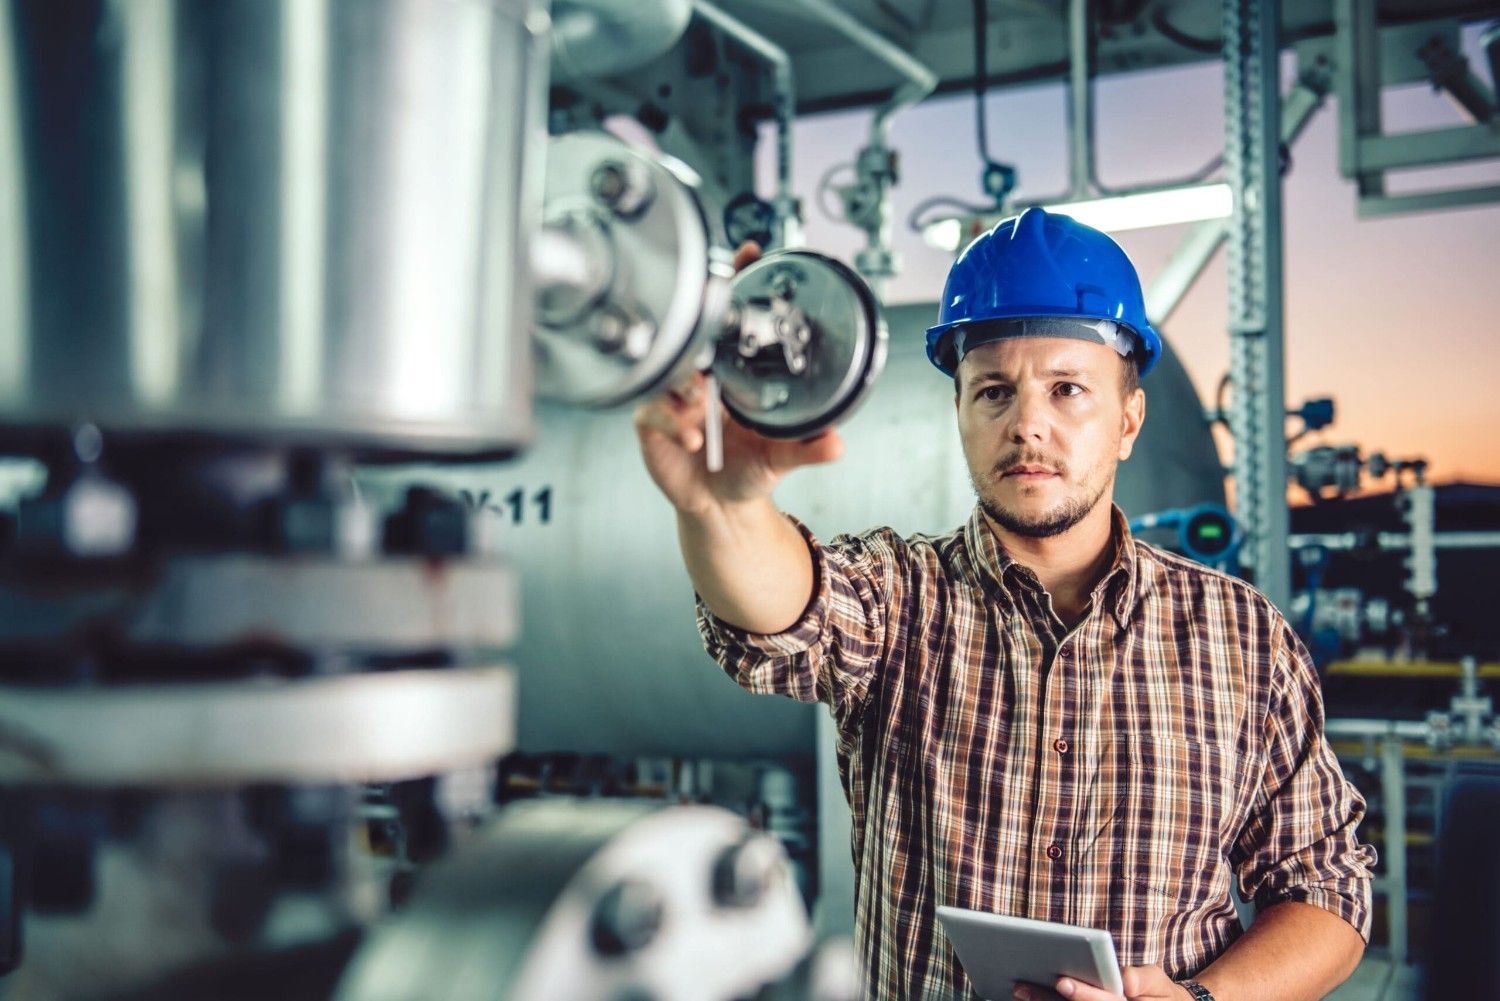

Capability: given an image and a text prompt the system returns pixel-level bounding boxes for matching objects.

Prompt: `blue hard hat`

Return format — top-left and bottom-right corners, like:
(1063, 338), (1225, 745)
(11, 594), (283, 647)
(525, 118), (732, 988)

(925, 207), (1162, 377)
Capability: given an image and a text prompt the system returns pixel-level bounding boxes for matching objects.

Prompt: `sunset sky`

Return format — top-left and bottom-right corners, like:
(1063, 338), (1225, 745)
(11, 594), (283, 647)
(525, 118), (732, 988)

(769, 27), (1500, 487)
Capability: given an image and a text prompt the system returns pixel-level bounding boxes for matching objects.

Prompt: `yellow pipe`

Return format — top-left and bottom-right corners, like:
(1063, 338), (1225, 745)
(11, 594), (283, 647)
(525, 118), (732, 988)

(1325, 659), (1500, 679)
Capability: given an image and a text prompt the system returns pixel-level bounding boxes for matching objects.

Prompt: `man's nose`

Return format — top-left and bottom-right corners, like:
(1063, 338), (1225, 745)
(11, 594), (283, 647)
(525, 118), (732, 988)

(1005, 388), (1049, 443)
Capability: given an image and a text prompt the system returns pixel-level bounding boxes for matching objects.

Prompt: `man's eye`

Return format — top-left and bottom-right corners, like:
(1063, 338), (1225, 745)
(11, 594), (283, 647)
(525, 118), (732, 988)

(1056, 382), (1084, 397)
(977, 386), (1010, 403)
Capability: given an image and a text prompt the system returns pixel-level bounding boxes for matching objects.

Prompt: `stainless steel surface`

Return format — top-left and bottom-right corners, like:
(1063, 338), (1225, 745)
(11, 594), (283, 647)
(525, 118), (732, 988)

(0, 0), (546, 457)
(360, 303), (1225, 760)
(718, 251), (887, 439)
(123, 556), (518, 649)
(0, 666), (515, 786)
(337, 801), (810, 1001)
(533, 132), (734, 408)
(550, 0), (693, 85)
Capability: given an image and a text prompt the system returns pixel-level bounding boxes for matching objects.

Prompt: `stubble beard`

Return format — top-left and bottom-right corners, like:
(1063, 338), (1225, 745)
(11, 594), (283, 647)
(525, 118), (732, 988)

(974, 471), (1111, 539)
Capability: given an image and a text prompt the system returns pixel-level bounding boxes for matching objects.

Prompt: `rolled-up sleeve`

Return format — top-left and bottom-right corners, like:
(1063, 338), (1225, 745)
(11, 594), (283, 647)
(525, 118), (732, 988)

(696, 515), (903, 727)
(1232, 622), (1378, 939)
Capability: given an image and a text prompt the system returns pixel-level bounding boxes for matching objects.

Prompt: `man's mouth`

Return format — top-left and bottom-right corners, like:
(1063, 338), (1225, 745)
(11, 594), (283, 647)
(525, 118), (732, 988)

(1002, 465), (1059, 479)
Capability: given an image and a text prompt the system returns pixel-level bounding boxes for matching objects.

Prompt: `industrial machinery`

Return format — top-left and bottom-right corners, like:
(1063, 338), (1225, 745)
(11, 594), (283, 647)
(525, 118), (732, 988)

(0, 0), (879, 996)
(3, 0), (1497, 997)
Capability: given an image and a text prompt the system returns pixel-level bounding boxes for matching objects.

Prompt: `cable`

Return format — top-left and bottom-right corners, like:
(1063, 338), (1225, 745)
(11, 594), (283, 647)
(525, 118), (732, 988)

(815, 161), (856, 222)
(906, 194), (997, 234)
(1152, 7), (1220, 55)
(973, 0), (996, 168)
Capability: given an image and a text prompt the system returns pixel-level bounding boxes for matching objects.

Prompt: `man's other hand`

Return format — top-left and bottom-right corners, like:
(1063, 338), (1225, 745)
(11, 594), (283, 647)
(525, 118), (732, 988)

(1011, 965), (1191, 1001)
(633, 241), (844, 516)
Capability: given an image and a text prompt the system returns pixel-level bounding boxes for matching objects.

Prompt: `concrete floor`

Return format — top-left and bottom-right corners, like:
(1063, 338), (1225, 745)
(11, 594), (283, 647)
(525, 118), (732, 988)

(1326, 953), (1420, 1001)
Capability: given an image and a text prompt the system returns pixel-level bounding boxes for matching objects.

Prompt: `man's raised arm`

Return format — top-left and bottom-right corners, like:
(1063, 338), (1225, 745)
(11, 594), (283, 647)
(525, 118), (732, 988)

(633, 369), (843, 635)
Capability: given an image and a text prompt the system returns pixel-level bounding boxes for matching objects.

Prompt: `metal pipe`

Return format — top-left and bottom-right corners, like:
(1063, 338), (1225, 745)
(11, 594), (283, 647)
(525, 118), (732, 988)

(1287, 530), (1500, 552)
(1380, 736), (1408, 968)
(1484, 21), (1500, 99)
(790, 0), (936, 141)
(551, 0), (693, 85)
(690, 1), (800, 246)
(792, 0), (935, 297)
(1325, 718), (1431, 741)
(1067, 0), (1093, 199)
(1417, 33), (1495, 124)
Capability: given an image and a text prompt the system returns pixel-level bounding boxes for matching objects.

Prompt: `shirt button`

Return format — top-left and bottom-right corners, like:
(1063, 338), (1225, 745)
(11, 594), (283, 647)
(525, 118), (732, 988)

(1058, 645), (1072, 661)
(1046, 844), (1063, 861)
(1053, 737), (1070, 755)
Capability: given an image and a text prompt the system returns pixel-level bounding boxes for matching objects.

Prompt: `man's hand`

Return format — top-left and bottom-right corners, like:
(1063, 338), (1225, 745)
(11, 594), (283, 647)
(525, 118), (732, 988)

(633, 242), (843, 517)
(1012, 965), (1190, 1001)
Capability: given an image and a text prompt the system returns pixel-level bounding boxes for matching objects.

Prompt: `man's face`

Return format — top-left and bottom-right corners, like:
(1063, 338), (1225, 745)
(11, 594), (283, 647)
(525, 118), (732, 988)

(954, 337), (1145, 539)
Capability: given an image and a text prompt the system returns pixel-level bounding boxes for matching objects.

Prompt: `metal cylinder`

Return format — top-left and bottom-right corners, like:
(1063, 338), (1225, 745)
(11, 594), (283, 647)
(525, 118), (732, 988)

(0, 0), (546, 459)
(360, 303), (1226, 760)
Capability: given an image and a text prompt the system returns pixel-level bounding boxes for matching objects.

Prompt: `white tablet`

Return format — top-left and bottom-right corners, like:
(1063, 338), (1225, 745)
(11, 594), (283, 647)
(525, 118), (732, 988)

(936, 906), (1125, 1000)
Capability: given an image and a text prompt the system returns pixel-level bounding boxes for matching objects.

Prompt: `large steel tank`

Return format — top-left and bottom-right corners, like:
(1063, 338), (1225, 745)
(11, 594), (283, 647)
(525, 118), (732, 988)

(364, 303), (1226, 760)
(0, 0), (545, 458)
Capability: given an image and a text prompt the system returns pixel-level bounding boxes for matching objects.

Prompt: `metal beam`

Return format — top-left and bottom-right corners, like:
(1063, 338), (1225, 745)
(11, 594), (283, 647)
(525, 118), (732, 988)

(1359, 123), (1500, 171)
(1358, 184), (1500, 217)
(1225, 0), (1291, 612)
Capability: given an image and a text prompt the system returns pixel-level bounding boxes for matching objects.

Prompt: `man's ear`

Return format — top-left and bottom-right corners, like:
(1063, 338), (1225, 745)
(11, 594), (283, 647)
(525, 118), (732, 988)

(1118, 387), (1145, 461)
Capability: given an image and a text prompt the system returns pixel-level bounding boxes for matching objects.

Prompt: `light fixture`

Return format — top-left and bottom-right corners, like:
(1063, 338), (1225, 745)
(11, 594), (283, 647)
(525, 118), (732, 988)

(921, 182), (1234, 253)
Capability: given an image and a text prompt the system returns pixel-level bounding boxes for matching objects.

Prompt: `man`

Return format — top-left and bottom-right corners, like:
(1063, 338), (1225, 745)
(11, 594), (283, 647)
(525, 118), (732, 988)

(635, 208), (1375, 1000)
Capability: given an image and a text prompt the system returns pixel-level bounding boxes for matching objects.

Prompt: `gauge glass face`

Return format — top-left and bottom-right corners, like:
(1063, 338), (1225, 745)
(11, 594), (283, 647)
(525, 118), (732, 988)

(716, 251), (887, 439)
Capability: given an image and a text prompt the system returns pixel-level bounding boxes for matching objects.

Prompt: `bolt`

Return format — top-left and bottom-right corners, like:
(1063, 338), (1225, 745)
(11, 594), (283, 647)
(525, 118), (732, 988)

(590, 879), (663, 957)
(590, 159), (654, 218)
(591, 162), (628, 207)
(712, 834), (781, 909)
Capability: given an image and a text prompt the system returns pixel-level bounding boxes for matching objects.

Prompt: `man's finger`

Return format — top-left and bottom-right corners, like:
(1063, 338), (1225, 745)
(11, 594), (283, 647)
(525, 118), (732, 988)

(1052, 975), (1122, 1001)
(732, 240), (762, 272)
(635, 402), (704, 452)
(765, 429), (844, 473)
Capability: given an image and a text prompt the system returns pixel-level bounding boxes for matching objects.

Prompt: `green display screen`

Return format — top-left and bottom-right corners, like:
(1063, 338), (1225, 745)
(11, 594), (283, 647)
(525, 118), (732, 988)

(1197, 523), (1224, 539)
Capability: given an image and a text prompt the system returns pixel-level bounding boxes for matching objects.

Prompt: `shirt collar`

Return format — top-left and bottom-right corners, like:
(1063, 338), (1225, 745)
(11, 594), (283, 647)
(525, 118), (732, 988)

(966, 504), (1139, 627)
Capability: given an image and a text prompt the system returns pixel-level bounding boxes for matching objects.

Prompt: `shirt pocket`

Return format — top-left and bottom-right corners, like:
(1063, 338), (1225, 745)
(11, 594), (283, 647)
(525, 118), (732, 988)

(1099, 734), (1234, 909)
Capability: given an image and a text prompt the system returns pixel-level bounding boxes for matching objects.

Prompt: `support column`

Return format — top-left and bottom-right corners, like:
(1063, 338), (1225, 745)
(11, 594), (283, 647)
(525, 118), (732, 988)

(1223, 0), (1291, 611)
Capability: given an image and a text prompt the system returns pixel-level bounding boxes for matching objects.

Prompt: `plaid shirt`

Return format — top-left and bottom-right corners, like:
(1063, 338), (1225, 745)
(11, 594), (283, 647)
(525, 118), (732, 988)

(698, 506), (1375, 1000)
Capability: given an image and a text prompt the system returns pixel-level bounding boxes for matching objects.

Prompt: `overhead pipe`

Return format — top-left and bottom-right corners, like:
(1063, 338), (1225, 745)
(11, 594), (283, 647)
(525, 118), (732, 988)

(690, 1), (801, 247)
(550, 0), (693, 84)
(1484, 21), (1500, 99)
(793, 0), (937, 296)
(1067, 0), (1094, 200)
(792, 0), (936, 143)
(1417, 33), (1495, 124)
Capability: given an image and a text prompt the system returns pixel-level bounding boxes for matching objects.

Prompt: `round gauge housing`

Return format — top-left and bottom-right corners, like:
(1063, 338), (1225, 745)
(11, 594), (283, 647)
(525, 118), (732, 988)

(715, 250), (887, 439)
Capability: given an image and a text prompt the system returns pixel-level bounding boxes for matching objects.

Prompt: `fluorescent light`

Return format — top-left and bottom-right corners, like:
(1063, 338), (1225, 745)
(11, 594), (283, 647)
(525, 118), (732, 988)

(920, 218), (963, 253)
(919, 182), (1234, 254)
(1041, 183), (1232, 233)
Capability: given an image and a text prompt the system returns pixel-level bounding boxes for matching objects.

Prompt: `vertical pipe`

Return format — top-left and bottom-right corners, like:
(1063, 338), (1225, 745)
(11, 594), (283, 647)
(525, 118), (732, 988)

(0, 6), (28, 404)
(690, 1), (798, 246)
(120, 0), (182, 406)
(1223, 0), (1291, 611)
(279, 0), (330, 414)
(1066, 0), (1092, 199)
(814, 712), (856, 937)
(1380, 736), (1408, 967)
